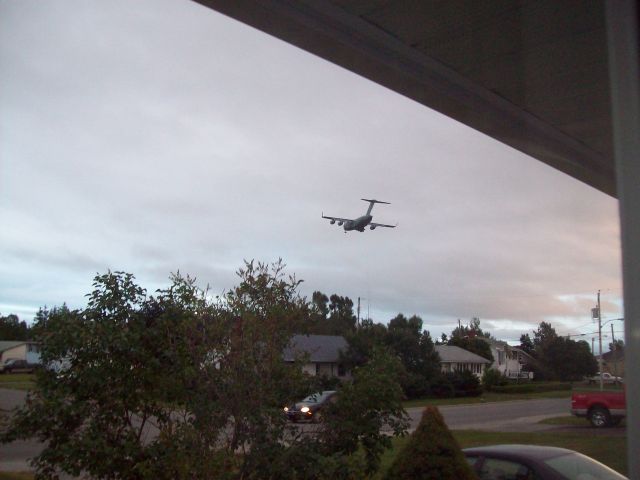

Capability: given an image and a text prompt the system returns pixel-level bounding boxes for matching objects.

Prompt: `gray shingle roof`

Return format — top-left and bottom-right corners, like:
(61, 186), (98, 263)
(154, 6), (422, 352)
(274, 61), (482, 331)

(435, 345), (491, 364)
(283, 335), (348, 363)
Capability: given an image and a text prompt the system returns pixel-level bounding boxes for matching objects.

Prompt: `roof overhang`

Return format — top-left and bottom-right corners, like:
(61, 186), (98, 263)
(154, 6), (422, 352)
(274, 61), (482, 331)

(195, 0), (615, 196)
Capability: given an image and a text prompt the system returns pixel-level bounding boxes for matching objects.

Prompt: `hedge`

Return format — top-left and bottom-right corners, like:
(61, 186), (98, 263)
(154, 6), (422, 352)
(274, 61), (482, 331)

(490, 382), (572, 394)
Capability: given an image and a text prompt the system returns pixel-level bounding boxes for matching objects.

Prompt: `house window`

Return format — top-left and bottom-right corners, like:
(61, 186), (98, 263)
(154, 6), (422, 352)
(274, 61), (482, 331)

(315, 364), (320, 376)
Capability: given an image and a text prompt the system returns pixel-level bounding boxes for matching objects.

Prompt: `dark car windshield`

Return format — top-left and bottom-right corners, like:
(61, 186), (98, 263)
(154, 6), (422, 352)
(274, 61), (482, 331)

(544, 452), (627, 479)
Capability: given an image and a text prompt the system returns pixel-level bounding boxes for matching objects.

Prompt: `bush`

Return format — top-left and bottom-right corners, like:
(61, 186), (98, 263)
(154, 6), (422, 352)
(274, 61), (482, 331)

(401, 371), (431, 399)
(384, 406), (476, 480)
(430, 375), (455, 398)
(448, 370), (483, 397)
(482, 368), (508, 391)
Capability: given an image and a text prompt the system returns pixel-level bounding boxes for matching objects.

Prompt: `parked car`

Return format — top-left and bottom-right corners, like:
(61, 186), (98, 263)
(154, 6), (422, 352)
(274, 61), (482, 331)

(0, 359), (36, 374)
(463, 444), (627, 479)
(587, 372), (623, 385)
(283, 390), (337, 423)
(571, 389), (626, 428)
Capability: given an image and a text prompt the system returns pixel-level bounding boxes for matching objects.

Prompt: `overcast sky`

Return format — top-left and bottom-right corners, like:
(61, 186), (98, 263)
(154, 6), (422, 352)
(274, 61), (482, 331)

(0, 0), (624, 347)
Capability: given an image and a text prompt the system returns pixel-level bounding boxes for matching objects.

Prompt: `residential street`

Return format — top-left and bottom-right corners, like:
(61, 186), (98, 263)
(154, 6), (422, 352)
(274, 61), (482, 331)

(1, 387), (573, 472)
(412, 397), (571, 432)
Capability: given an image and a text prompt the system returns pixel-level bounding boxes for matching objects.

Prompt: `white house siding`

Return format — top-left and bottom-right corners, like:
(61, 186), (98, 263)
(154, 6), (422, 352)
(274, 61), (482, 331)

(0, 344), (26, 364)
(26, 343), (41, 363)
(440, 361), (487, 377)
(487, 341), (523, 378)
(0, 342), (41, 364)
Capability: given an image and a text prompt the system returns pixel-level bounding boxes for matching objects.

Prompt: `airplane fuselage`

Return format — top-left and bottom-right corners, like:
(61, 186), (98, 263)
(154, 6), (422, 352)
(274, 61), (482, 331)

(344, 215), (372, 232)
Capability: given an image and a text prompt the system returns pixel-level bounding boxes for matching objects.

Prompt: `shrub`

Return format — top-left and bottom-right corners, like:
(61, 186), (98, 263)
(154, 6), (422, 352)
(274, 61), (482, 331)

(448, 370), (483, 397)
(384, 406), (476, 480)
(401, 371), (431, 399)
(430, 375), (455, 398)
(482, 368), (508, 391)
(490, 382), (572, 394)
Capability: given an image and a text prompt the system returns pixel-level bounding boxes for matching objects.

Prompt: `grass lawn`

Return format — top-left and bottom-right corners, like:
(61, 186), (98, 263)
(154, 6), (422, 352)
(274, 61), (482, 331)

(0, 474), (34, 480)
(0, 374), (35, 391)
(403, 389), (570, 408)
(376, 430), (627, 478)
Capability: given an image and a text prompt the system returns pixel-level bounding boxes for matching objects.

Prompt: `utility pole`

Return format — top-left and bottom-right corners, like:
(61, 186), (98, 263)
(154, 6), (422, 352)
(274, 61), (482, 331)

(357, 297), (361, 327)
(597, 290), (603, 391)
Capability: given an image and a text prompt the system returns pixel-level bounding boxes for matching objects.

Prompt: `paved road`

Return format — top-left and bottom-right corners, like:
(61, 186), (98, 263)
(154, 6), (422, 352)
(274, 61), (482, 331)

(408, 397), (570, 432)
(0, 389), (569, 472)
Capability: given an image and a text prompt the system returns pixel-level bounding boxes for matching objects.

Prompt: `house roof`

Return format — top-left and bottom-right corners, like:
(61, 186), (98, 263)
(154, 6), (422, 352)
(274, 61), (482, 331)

(435, 345), (491, 364)
(0, 341), (26, 353)
(511, 347), (536, 361)
(482, 338), (509, 349)
(283, 334), (348, 363)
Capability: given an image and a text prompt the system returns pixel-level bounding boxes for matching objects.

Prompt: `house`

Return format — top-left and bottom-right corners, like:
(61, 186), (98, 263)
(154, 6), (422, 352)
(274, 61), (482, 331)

(283, 334), (350, 380)
(435, 345), (491, 378)
(0, 341), (41, 365)
(483, 338), (534, 379)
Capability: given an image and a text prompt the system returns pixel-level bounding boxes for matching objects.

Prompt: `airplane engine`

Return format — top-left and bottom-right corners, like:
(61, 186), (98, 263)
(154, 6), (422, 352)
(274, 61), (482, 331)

(338, 221), (343, 226)
(370, 225), (376, 230)
(330, 219), (336, 224)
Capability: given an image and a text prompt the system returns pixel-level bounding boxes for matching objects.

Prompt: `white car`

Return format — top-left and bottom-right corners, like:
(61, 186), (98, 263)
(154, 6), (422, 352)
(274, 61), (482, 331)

(588, 372), (623, 384)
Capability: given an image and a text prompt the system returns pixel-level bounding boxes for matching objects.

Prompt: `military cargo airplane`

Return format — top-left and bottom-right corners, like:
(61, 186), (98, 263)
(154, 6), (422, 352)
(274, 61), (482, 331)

(322, 199), (397, 232)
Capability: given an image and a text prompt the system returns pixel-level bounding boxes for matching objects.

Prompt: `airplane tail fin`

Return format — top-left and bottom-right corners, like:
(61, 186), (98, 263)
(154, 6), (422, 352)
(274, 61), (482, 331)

(361, 198), (390, 216)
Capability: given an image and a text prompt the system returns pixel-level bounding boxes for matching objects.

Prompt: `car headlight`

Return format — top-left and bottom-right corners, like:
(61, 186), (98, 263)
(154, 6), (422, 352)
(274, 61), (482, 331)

(283, 407), (289, 412)
(301, 406), (310, 413)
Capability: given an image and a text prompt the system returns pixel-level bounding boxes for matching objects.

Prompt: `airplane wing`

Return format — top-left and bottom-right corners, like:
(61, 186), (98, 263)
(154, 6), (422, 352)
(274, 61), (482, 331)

(322, 214), (352, 223)
(370, 222), (397, 228)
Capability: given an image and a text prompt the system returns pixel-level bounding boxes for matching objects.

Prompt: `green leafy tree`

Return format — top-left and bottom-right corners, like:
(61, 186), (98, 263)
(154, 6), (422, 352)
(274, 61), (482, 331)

(309, 291), (330, 333)
(384, 406), (476, 480)
(0, 313), (30, 340)
(308, 291), (357, 336)
(2, 263), (312, 479)
(318, 347), (409, 475)
(527, 322), (597, 381)
(447, 318), (494, 362)
(341, 318), (388, 367)
(385, 314), (441, 398)
(609, 339), (624, 352)
(2, 262), (409, 479)
(519, 333), (535, 356)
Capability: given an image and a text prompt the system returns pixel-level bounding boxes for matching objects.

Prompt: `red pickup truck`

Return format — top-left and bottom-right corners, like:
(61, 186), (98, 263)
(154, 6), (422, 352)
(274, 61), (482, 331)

(571, 389), (626, 427)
